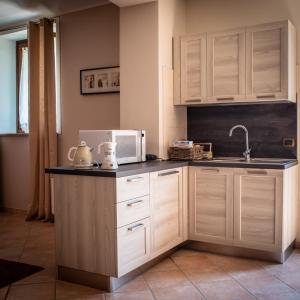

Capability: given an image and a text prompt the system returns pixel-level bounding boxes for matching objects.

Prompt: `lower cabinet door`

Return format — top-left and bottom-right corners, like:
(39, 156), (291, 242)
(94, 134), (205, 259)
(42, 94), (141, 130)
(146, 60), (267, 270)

(117, 218), (150, 277)
(189, 167), (234, 244)
(150, 168), (183, 257)
(233, 169), (283, 251)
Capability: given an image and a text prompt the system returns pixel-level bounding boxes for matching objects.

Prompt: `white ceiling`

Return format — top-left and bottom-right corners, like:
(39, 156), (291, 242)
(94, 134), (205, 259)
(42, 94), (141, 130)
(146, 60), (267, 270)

(0, 0), (158, 30)
(109, 0), (156, 7)
(0, 0), (109, 29)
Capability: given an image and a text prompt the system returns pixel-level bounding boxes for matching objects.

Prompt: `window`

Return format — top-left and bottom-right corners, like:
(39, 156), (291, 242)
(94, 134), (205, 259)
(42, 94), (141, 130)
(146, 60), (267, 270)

(0, 20), (61, 135)
(16, 39), (28, 133)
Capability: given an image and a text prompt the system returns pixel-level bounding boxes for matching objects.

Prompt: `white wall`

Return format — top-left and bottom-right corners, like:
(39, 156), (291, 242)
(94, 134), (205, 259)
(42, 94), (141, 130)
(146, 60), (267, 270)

(0, 38), (16, 134)
(186, 0), (300, 242)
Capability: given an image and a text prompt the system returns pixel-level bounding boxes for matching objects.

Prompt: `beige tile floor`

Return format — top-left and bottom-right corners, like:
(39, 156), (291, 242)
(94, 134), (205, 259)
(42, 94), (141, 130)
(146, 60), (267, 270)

(1, 212), (300, 300)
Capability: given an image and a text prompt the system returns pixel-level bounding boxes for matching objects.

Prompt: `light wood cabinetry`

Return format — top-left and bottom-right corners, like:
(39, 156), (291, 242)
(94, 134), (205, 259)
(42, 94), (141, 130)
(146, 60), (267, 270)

(189, 166), (298, 253)
(180, 34), (206, 104)
(54, 175), (117, 276)
(116, 196), (150, 228)
(207, 29), (246, 103)
(246, 21), (296, 102)
(117, 218), (151, 276)
(54, 167), (187, 279)
(233, 169), (283, 251)
(189, 167), (234, 245)
(150, 168), (184, 257)
(176, 20), (296, 105)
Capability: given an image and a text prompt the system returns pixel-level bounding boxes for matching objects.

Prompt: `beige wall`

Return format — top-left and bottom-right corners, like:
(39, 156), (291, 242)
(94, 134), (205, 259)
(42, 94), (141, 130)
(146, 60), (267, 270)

(0, 3), (120, 210)
(158, 0), (187, 158)
(120, 2), (159, 155)
(186, 0), (300, 241)
(120, 0), (187, 157)
(59, 4), (120, 164)
(0, 136), (30, 210)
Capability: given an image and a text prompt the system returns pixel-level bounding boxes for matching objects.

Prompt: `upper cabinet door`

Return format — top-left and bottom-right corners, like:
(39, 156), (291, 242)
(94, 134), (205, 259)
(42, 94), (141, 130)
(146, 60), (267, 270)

(180, 34), (207, 104)
(246, 21), (296, 102)
(207, 29), (246, 103)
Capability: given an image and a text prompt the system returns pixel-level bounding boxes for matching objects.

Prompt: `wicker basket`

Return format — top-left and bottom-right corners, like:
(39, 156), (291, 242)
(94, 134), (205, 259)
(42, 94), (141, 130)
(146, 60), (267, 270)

(168, 144), (204, 161)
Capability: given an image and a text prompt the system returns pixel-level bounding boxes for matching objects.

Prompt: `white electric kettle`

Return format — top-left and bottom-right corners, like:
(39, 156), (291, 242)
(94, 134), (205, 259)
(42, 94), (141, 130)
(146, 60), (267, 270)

(99, 142), (118, 170)
(68, 141), (94, 168)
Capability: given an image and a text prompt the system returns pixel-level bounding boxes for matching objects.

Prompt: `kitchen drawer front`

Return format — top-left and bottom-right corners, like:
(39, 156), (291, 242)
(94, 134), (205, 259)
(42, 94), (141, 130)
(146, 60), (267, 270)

(116, 173), (150, 203)
(116, 196), (150, 228)
(117, 218), (151, 277)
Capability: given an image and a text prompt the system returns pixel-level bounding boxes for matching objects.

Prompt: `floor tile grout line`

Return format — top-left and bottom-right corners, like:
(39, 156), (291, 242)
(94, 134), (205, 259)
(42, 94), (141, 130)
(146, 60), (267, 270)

(169, 255), (209, 300)
(140, 272), (159, 300)
(213, 261), (261, 300)
(17, 219), (33, 262)
(272, 273), (300, 294)
(4, 284), (10, 300)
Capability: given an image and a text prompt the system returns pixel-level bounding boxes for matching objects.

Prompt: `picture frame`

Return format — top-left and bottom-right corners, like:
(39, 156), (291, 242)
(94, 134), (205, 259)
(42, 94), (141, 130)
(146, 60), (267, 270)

(80, 66), (120, 95)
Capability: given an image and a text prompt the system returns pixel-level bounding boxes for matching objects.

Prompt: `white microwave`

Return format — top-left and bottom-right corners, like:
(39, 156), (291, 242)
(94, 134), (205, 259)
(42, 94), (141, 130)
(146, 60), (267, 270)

(79, 130), (146, 165)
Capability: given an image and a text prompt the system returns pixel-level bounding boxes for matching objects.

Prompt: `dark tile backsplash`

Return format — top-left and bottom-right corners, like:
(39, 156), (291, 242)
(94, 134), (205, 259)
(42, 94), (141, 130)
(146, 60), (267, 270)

(187, 103), (297, 159)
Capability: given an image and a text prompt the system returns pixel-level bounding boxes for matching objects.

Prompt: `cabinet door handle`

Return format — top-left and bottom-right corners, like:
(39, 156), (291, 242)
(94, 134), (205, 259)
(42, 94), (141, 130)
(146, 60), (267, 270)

(185, 99), (202, 103)
(247, 170), (268, 175)
(216, 97), (234, 101)
(256, 94), (275, 99)
(127, 199), (143, 207)
(127, 176), (144, 182)
(201, 168), (220, 173)
(127, 223), (144, 232)
(158, 170), (180, 177)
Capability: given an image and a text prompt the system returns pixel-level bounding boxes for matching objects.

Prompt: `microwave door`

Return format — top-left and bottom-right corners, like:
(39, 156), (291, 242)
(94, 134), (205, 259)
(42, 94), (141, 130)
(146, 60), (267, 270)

(114, 133), (139, 164)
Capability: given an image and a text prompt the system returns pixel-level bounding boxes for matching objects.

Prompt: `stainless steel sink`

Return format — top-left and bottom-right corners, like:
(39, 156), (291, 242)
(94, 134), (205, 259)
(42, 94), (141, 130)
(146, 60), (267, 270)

(192, 157), (294, 164)
(212, 157), (246, 162)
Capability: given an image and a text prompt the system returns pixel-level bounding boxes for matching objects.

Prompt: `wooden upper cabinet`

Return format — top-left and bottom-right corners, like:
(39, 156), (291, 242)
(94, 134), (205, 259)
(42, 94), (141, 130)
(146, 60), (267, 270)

(233, 169), (283, 252)
(150, 168), (184, 257)
(189, 167), (234, 245)
(246, 21), (296, 102)
(175, 20), (296, 106)
(207, 29), (246, 103)
(180, 34), (207, 104)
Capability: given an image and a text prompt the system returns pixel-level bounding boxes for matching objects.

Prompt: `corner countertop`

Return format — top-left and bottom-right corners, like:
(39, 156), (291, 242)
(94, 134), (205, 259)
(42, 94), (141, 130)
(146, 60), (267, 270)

(45, 158), (298, 178)
(45, 160), (189, 178)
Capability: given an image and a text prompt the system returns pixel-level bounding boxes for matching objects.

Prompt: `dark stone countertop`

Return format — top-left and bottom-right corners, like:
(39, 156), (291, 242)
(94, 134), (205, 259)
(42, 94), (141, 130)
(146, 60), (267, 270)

(189, 158), (298, 170)
(45, 160), (189, 178)
(45, 158), (298, 178)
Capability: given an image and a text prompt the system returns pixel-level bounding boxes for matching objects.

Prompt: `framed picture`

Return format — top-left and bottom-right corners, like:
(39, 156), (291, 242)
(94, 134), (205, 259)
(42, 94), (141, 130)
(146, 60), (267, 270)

(80, 66), (120, 95)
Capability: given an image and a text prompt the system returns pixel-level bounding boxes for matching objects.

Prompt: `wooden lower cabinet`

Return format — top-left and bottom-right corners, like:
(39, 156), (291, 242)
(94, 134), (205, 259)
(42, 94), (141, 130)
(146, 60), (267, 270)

(53, 167), (187, 279)
(233, 169), (283, 251)
(189, 166), (298, 253)
(150, 168), (184, 257)
(117, 218), (151, 277)
(189, 167), (234, 245)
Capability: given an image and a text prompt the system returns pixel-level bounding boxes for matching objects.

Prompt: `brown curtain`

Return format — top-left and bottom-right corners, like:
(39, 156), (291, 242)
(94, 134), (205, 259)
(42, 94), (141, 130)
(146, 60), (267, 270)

(26, 19), (57, 221)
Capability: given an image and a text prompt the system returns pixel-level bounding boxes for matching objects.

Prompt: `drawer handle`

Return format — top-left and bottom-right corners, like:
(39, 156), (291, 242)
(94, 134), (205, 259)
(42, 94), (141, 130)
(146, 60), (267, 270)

(185, 99), (202, 103)
(247, 170), (268, 175)
(127, 199), (143, 207)
(256, 94), (275, 99)
(128, 223), (144, 232)
(127, 176), (144, 182)
(216, 97), (234, 101)
(202, 168), (220, 172)
(158, 170), (179, 177)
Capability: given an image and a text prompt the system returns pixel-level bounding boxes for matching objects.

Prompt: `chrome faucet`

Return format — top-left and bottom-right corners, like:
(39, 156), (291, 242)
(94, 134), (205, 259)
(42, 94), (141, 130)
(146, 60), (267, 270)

(229, 125), (251, 161)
